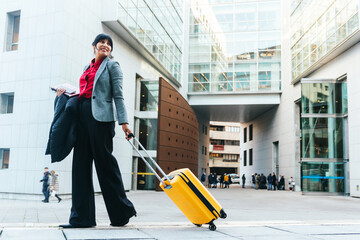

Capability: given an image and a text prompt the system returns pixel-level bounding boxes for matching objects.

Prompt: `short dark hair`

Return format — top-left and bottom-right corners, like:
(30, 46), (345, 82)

(92, 33), (113, 52)
(44, 167), (48, 169)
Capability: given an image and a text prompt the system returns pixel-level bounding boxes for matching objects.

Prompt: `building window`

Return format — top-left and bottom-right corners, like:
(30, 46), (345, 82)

(139, 119), (157, 150)
(205, 147), (207, 155)
(0, 149), (10, 169)
(202, 146), (204, 154)
(224, 140), (240, 145)
(249, 149), (253, 165)
(202, 125), (207, 135)
(139, 80), (158, 112)
(210, 153), (223, 158)
(5, 10), (20, 51)
(244, 127), (247, 143)
(223, 154), (239, 162)
(243, 150), (247, 166)
(0, 92), (14, 114)
(225, 126), (240, 132)
(249, 124), (253, 141)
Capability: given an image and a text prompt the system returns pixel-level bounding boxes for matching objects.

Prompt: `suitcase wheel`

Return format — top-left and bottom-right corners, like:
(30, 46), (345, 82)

(209, 223), (216, 231)
(220, 209), (227, 219)
(194, 224), (202, 227)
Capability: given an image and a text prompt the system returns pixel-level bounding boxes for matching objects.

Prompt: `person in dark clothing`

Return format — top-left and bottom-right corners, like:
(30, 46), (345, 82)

(219, 174), (224, 188)
(267, 173), (272, 190)
(260, 173), (267, 189)
(272, 172), (277, 191)
(208, 173), (212, 188)
(279, 176), (285, 190)
(256, 174), (260, 190)
(242, 174), (246, 188)
(200, 172), (206, 185)
(39, 167), (50, 203)
(252, 174), (255, 188)
(212, 173), (218, 188)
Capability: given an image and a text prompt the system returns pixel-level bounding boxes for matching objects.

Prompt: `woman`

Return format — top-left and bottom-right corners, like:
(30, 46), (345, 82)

(59, 33), (136, 228)
(49, 170), (62, 203)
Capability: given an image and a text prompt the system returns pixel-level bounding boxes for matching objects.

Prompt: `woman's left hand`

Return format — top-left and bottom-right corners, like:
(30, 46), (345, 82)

(122, 124), (133, 140)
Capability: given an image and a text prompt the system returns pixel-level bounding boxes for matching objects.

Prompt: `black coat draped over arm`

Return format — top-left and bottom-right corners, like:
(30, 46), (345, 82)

(45, 95), (79, 163)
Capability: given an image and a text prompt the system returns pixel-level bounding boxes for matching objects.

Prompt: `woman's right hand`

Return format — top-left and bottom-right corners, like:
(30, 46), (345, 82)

(56, 88), (66, 97)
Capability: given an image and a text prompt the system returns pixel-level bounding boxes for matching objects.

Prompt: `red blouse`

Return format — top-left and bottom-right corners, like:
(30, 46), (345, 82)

(79, 58), (105, 98)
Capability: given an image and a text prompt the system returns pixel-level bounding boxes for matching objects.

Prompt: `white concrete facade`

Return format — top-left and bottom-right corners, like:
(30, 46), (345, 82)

(0, 0), (173, 198)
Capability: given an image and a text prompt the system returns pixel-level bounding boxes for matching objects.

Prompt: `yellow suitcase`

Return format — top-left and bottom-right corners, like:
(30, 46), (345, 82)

(128, 134), (227, 231)
(160, 168), (227, 231)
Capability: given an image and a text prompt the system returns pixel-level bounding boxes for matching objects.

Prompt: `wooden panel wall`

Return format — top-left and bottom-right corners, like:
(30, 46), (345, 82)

(156, 78), (199, 190)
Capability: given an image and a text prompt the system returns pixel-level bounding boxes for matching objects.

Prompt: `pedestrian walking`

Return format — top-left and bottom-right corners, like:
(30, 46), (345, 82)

(49, 170), (62, 203)
(58, 33), (136, 228)
(241, 174), (246, 188)
(39, 167), (50, 203)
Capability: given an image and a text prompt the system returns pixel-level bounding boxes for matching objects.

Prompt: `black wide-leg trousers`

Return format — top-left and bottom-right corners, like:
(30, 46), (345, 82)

(69, 99), (136, 226)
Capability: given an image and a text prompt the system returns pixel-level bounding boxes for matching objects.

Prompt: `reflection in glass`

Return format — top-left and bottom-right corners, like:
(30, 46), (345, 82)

(302, 118), (344, 159)
(301, 162), (344, 193)
(234, 81), (250, 91)
(119, 0), (183, 83)
(291, 0), (359, 81)
(139, 119), (157, 150)
(137, 157), (157, 190)
(301, 83), (348, 114)
(188, 82), (210, 92)
(140, 81), (159, 112)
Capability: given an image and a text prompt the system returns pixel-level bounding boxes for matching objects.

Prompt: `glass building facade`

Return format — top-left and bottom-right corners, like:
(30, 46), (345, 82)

(301, 80), (348, 193)
(118, 0), (183, 82)
(291, 0), (359, 82)
(188, 0), (281, 93)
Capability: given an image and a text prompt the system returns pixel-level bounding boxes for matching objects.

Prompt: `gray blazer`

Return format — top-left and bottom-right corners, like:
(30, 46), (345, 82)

(83, 57), (128, 124)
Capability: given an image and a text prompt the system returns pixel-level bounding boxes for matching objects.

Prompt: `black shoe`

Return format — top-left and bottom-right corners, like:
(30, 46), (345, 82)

(42, 200), (49, 203)
(58, 198), (62, 203)
(59, 224), (93, 228)
(110, 219), (129, 227)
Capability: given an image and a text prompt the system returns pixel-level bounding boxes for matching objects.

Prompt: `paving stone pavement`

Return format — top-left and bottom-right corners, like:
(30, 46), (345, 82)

(1, 186), (360, 239)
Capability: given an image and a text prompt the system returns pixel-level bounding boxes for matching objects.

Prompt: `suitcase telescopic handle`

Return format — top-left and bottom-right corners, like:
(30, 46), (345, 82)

(127, 133), (172, 189)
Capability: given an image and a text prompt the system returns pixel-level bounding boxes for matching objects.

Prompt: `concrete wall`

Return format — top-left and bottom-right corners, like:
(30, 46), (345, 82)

(197, 117), (210, 178)
(0, 0), (168, 198)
